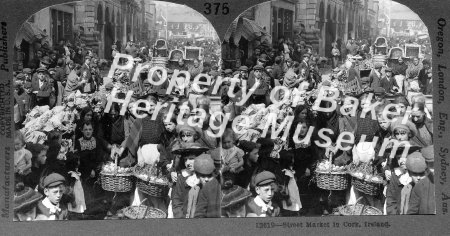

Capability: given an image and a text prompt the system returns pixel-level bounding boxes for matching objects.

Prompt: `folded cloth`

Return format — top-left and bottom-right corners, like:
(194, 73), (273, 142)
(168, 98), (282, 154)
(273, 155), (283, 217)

(281, 170), (302, 211)
(137, 144), (160, 167)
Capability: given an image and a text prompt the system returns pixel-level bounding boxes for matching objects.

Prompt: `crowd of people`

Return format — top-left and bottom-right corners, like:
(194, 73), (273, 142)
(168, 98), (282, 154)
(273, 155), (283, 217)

(12, 33), (435, 221)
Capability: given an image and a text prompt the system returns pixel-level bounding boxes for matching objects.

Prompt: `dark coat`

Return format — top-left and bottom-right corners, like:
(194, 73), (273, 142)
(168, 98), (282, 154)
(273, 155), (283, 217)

(194, 177), (221, 218)
(385, 169), (404, 215)
(36, 200), (68, 220)
(407, 172), (436, 214)
(369, 70), (382, 89)
(31, 79), (52, 98)
(171, 174), (191, 218)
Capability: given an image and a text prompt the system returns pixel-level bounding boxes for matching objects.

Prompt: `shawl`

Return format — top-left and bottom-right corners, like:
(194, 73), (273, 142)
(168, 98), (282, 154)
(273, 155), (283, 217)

(406, 64), (422, 80)
(64, 70), (80, 97)
(283, 69), (299, 89)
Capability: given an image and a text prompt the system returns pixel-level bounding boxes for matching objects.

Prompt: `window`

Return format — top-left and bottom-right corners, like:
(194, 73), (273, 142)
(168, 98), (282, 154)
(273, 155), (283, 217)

(51, 9), (73, 44)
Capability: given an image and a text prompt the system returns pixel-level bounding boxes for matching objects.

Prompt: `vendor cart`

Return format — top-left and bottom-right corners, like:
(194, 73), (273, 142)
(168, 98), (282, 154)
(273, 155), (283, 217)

(404, 43), (421, 59)
(153, 39), (169, 58)
(168, 49), (184, 62)
(184, 46), (204, 61)
(374, 37), (388, 55)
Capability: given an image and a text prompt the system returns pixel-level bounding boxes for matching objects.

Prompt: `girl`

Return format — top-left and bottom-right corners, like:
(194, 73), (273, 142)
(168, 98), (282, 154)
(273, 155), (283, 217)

(14, 131), (32, 182)
(218, 129), (244, 174)
(235, 141), (260, 189)
(385, 148), (413, 215)
(171, 152), (200, 218)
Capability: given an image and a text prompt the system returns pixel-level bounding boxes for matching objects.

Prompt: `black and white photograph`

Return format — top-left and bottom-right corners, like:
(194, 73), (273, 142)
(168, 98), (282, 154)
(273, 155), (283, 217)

(220, 0), (434, 217)
(5, 0), (442, 229)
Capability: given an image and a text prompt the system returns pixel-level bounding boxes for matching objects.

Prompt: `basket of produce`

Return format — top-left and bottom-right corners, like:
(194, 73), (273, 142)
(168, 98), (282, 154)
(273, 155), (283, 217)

(347, 162), (385, 196)
(337, 203), (383, 216)
(122, 205), (167, 219)
(134, 164), (170, 198)
(315, 160), (349, 191)
(100, 162), (135, 192)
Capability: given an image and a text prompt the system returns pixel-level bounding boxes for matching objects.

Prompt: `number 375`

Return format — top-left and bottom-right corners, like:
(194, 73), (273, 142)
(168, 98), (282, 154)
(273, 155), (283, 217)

(204, 2), (229, 15)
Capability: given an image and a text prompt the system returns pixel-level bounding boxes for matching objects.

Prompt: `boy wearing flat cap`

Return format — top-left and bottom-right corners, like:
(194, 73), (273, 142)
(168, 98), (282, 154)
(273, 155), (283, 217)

(194, 154), (221, 218)
(246, 171), (280, 217)
(406, 152), (436, 214)
(36, 173), (68, 220)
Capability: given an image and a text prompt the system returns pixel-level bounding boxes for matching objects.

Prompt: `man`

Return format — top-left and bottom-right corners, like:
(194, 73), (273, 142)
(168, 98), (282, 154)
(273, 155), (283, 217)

(369, 62), (383, 89)
(379, 67), (400, 94)
(32, 68), (52, 106)
(347, 39), (359, 56)
(246, 171), (280, 217)
(250, 48), (261, 66)
(392, 57), (408, 76)
(22, 68), (33, 82)
(247, 64), (270, 105)
(418, 59), (432, 94)
(406, 57), (422, 88)
(410, 102), (433, 147)
(299, 53), (310, 78)
(270, 56), (284, 87)
(81, 56), (92, 81)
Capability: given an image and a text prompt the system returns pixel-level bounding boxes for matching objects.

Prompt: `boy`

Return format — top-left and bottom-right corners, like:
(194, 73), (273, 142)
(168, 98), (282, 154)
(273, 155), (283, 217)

(246, 171), (280, 217)
(407, 152), (436, 214)
(36, 173), (68, 220)
(194, 154), (221, 218)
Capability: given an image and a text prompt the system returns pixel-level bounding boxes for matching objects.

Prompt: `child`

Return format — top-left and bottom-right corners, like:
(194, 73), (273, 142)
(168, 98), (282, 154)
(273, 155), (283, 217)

(246, 171), (280, 217)
(36, 173), (68, 220)
(218, 129), (244, 174)
(194, 154), (221, 218)
(14, 131), (32, 182)
(171, 152), (200, 218)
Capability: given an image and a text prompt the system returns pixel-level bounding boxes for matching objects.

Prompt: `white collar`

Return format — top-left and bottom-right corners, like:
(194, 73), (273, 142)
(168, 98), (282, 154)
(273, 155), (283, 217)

(185, 174), (200, 187)
(42, 197), (61, 215)
(254, 196), (273, 213)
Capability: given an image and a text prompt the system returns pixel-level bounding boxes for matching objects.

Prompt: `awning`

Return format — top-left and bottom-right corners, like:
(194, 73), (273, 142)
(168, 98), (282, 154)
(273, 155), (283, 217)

(15, 22), (47, 48)
(223, 17), (269, 45)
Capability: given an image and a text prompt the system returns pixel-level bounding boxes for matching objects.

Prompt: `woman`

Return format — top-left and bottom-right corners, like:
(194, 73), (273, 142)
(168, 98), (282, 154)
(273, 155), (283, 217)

(188, 58), (203, 81)
(235, 141), (260, 189)
(23, 143), (48, 190)
(74, 106), (98, 141)
(64, 65), (86, 98)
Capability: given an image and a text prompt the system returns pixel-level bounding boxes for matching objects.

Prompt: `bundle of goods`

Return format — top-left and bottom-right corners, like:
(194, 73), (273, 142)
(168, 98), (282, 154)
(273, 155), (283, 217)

(100, 162), (134, 192)
(121, 205), (166, 219)
(134, 164), (170, 197)
(336, 203), (382, 215)
(65, 91), (95, 110)
(356, 59), (373, 71)
(21, 105), (77, 143)
(347, 162), (385, 196)
(315, 160), (349, 191)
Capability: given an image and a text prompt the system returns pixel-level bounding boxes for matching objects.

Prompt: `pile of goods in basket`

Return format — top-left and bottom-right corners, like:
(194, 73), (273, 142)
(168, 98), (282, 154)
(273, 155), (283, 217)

(347, 162), (385, 195)
(133, 164), (169, 185)
(121, 205), (166, 219)
(316, 160), (347, 173)
(314, 160), (349, 191)
(101, 162), (133, 174)
(347, 162), (384, 183)
(336, 203), (383, 216)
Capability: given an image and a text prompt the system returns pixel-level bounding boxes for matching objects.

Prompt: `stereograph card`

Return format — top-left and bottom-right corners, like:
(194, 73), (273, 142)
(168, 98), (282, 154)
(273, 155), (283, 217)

(0, 0), (449, 235)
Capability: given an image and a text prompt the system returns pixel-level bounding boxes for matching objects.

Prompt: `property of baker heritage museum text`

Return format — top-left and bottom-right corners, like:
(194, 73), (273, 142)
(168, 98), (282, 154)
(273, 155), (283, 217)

(11, 0), (434, 221)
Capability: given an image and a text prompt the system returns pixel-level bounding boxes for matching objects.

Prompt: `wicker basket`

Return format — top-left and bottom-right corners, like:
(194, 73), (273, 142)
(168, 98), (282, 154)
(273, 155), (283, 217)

(338, 204), (383, 215)
(136, 178), (170, 198)
(100, 172), (135, 192)
(122, 205), (167, 219)
(351, 176), (384, 196)
(315, 170), (349, 191)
